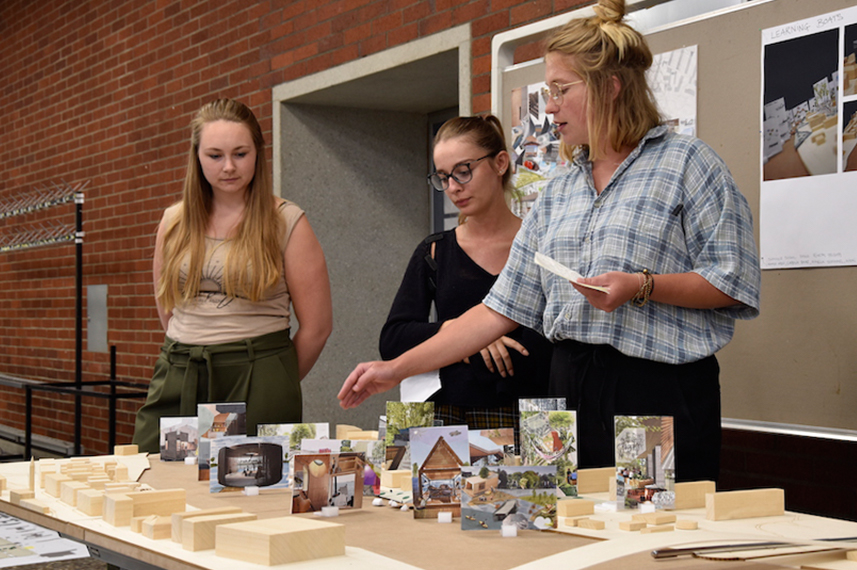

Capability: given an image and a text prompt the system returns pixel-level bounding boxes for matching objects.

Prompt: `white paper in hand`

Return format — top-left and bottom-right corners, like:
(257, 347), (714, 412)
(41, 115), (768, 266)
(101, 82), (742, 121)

(534, 252), (610, 293)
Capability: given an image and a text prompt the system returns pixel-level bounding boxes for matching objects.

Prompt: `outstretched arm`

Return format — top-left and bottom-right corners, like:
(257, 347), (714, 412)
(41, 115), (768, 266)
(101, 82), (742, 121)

(338, 303), (517, 408)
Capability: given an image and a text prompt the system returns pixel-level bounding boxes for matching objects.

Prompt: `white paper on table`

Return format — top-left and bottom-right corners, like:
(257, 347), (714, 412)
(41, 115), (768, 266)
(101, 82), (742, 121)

(534, 252), (610, 293)
(399, 370), (441, 402)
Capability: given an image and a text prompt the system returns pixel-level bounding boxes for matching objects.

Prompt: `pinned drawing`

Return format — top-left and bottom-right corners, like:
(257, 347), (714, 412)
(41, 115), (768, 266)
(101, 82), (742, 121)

(159, 417), (198, 461)
(208, 435), (290, 494)
(469, 428), (515, 466)
(410, 425), (470, 519)
(520, 410), (577, 497)
(256, 422), (330, 456)
(460, 465), (557, 531)
(291, 452), (366, 513)
(197, 403), (246, 481)
(614, 416), (675, 509)
(385, 401), (435, 471)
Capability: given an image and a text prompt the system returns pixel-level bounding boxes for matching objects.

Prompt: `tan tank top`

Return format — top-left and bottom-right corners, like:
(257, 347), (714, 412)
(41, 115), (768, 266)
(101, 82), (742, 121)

(165, 200), (304, 345)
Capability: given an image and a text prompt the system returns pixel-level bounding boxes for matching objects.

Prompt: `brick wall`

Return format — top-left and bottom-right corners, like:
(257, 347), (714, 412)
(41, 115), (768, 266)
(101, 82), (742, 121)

(0, 0), (592, 454)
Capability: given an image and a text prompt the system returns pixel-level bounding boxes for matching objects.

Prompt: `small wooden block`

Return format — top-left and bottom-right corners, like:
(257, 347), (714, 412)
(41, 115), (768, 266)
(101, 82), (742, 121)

(632, 512), (676, 525)
(104, 482), (139, 493)
(171, 507), (244, 543)
(705, 488), (784, 521)
(215, 516), (345, 565)
(183, 513), (258, 551)
(380, 470), (410, 489)
(112, 464), (129, 481)
(60, 481), (90, 506)
(142, 515), (173, 540)
(44, 473), (72, 497)
(126, 488), (186, 517)
(77, 490), (105, 516)
(10, 489), (35, 506)
(0, 475), (6, 493)
(335, 425), (360, 440)
(576, 467), (615, 495)
(345, 430), (379, 440)
(19, 498), (50, 515)
(130, 516), (148, 533)
(87, 477), (111, 490)
(619, 520), (647, 531)
(641, 524), (674, 534)
(674, 480), (716, 510)
(562, 516), (591, 528)
(114, 444), (139, 456)
(557, 499), (595, 518)
(577, 519), (605, 530)
(675, 519), (698, 530)
(846, 550), (857, 561)
(104, 494), (134, 526)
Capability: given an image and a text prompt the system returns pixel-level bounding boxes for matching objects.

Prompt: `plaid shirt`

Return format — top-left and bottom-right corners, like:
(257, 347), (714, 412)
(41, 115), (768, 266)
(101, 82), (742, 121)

(484, 126), (761, 364)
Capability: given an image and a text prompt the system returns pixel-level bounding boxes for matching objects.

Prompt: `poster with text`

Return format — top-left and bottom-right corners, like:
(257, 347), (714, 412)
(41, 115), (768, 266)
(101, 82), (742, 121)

(761, 6), (857, 269)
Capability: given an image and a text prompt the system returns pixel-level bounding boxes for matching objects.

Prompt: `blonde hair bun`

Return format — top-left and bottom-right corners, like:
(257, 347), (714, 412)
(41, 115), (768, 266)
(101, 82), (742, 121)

(593, 0), (625, 24)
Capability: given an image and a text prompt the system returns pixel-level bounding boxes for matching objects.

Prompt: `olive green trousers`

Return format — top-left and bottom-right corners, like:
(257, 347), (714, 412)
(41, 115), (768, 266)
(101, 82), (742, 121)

(132, 329), (301, 454)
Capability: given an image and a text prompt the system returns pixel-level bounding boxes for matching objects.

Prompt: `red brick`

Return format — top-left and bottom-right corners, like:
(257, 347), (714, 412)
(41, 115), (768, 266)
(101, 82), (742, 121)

(511, 0), (551, 26)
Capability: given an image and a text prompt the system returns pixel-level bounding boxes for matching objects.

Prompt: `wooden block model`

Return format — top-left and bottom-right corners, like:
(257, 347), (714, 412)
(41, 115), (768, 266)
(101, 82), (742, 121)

(215, 516), (345, 566)
(380, 469), (410, 489)
(130, 516), (147, 533)
(812, 132), (826, 145)
(576, 467), (615, 495)
(345, 430), (379, 440)
(38, 464), (56, 488)
(114, 444), (139, 456)
(823, 115), (837, 130)
(77, 489), (106, 516)
(557, 499), (595, 518)
(171, 507), (244, 543)
(44, 473), (72, 497)
(641, 524), (674, 534)
(705, 488), (784, 521)
(104, 482), (140, 493)
(846, 550), (857, 561)
(60, 481), (90, 507)
(577, 519), (605, 530)
(103, 494), (135, 526)
(142, 515), (173, 540)
(335, 424), (360, 440)
(10, 489), (35, 506)
(562, 516), (591, 528)
(125, 488), (186, 518)
(182, 513), (258, 552)
(632, 512), (676, 526)
(87, 476), (111, 490)
(112, 464), (129, 482)
(673, 480), (716, 510)
(19, 498), (50, 515)
(675, 519), (698, 530)
(0, 475), (5, 493)
(619, 520), (647, 532)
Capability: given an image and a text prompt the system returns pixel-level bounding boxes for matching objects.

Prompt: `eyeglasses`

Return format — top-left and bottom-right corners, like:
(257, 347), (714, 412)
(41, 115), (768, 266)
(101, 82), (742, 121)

(427, 152), (496, 192)
(540, 80), (585, 105)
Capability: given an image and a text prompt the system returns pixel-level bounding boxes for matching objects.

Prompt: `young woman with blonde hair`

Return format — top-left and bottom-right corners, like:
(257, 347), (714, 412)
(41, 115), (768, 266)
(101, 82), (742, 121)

(134, 99), (332, 453)
(340, 0), (760, 482)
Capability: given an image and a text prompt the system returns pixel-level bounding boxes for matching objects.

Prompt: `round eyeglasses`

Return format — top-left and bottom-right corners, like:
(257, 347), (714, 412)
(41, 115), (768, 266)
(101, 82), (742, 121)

(427, 152), (497, 192)
(540, 80), (585, 106)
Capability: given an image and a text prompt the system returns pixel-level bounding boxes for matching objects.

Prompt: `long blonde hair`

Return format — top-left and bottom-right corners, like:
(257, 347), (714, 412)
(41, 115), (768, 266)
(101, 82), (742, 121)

(546, 0), (661, 161)
(157, 99), (284, 311)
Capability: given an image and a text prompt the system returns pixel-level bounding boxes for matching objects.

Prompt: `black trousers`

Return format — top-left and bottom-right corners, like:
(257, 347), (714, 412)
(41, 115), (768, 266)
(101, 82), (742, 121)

(549, 339), (721, 483)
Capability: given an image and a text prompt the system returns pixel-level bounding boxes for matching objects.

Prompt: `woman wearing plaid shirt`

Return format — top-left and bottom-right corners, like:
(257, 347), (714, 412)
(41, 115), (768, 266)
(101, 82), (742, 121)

(340, 0), (760, 482)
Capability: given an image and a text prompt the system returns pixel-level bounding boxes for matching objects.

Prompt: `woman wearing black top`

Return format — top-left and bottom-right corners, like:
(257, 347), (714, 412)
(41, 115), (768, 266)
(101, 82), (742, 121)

(379, 115), (552, 434)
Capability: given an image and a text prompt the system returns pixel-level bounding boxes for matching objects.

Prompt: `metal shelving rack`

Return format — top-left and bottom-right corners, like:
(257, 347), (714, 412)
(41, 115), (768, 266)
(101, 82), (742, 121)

(0, 181), (148, 457)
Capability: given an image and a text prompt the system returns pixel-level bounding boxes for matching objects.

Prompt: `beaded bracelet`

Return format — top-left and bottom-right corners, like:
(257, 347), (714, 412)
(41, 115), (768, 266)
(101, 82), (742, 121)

(632, 269), (654, 307)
